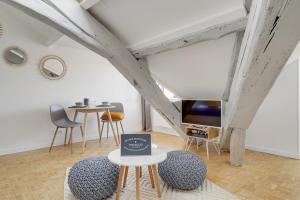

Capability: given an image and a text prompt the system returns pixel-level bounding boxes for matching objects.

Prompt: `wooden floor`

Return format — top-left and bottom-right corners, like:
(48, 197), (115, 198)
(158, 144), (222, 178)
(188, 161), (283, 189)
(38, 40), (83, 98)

(1, 132), (300, 200)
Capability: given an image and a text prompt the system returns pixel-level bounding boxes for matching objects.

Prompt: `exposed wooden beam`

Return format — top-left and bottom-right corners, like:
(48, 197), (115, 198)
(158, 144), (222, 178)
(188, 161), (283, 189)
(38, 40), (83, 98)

(131, 16), (248, 58)
(80, 0), (99, 10)
(222, 31), (244, 101)
(244, 0), (253, 13)
(224, 0), (300, 166)
(1, 0), (184, 137)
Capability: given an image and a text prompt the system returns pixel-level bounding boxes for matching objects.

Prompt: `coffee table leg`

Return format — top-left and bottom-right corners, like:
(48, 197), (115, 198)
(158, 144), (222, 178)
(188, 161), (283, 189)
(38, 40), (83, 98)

(116, 166), (125, 200)
(123, 166), (129, 188)
(148, 165), (155, 188)
(135, 166), (141, 200)
(151, 165), (161, 198)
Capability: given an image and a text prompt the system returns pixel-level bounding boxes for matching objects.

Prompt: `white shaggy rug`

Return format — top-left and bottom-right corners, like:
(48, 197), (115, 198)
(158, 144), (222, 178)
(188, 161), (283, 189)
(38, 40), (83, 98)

(64, 167), (239, 200)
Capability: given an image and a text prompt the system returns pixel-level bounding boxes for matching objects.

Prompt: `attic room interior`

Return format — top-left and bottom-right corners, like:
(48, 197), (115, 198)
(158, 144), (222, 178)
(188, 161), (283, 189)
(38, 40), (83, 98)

(1, 0), (300, 199)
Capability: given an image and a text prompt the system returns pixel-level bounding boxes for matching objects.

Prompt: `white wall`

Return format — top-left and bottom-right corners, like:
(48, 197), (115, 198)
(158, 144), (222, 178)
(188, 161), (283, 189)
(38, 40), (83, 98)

(147, 33), (236, 99)
(0, 6), (141, 155)
(246, 60), (299, 159)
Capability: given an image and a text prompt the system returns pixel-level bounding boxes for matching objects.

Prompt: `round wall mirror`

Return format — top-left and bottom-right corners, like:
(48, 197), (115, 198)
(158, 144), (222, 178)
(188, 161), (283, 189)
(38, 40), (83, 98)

(3, 46), (27, 66)
(39, 55), (67, 80)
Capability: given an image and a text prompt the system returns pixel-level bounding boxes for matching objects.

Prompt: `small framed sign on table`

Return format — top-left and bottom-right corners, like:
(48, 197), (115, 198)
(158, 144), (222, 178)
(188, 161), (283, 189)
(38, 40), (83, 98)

(120, 133), (151, 156)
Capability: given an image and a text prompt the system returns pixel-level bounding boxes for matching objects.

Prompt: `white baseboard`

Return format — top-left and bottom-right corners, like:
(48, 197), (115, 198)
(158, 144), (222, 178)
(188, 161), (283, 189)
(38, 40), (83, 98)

(152, 126), (179, 136)
(246, 144), (300, 159)
(0, 134), (103, 156)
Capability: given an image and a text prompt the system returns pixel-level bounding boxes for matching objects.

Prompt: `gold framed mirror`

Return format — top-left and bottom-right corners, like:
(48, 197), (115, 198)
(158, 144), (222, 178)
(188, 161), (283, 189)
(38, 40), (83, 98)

(39, 55), (67, 80)
(3, 46), (27, 66)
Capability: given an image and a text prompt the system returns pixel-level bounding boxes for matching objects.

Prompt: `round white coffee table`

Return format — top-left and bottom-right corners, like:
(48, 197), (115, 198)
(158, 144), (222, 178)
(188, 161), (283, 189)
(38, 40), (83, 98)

(108, 147), (167, 200)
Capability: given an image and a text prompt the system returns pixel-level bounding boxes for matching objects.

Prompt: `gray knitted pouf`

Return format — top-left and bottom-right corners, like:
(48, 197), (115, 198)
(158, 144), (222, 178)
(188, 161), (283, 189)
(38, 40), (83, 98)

(158, 150), (207, 190)
(68, 156), (119, 200)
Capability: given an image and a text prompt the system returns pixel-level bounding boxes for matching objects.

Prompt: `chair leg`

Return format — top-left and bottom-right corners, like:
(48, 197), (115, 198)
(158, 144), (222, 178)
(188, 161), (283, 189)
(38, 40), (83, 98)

(100, 121), (104, 141)
(49, 127), (59, 152)
(64, 128), (68, 146)
(115, 121), (119, 136)
(120, 121), (125, 134)
(80, 126), (84, 138)
(106, 121), (109, 139)
(206, 140), (209, 160)
(213, 143), (221, 155)
(70, 127), (74, 154)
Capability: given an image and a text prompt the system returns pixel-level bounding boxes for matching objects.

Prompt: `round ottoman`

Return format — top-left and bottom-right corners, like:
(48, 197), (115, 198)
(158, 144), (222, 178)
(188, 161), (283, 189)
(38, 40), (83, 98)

(68, 156), (119, 200)
(158, 150), (207, 190)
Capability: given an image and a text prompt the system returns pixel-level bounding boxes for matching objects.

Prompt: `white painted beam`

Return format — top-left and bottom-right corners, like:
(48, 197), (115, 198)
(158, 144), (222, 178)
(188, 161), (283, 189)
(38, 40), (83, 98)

(1, 0), (184, 137)
(224, 0), (300, 165)
(131, 16), (248, 58)
(222, 31), (244, 101)
(44, 30), (63, 46)
(80, 0), (99, 10)
(244, 0), (253, 13)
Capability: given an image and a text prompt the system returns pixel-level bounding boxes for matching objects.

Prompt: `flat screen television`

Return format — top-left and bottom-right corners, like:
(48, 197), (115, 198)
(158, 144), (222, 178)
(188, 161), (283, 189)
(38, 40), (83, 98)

(181, 100), (222, 128)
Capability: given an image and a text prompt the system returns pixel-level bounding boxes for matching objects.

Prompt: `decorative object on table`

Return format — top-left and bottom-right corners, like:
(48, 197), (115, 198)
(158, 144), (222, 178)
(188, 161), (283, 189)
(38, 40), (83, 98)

(68, 157), (119, 200)
(83, 98), (90, 106)
(120, 133), (151, 156)
(65, 167), (239, 200)
(3, 46), (27, 66)
(100, 102), (125, 139)
(39, 55), (66, 80)
(158, 150), (207, 190)
(49, 105), (83, 153)
(75, 102), (84, 107)
(102, 101), (110, 105)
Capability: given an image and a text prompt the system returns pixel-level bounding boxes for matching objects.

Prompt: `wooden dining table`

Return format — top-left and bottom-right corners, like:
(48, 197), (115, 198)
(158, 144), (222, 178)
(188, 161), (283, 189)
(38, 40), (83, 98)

(71, 105), (120, 152)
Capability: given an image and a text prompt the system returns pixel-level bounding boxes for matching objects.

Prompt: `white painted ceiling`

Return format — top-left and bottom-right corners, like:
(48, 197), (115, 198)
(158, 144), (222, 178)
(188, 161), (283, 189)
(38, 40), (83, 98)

(89, 0), (246, 48)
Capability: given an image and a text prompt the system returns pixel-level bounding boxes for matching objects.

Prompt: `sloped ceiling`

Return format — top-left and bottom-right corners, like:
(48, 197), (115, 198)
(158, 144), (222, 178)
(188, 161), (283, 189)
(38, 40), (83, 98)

(89, 0), (246, 48)
(148, 33), (236, 99)
(88, 0), (246, 99)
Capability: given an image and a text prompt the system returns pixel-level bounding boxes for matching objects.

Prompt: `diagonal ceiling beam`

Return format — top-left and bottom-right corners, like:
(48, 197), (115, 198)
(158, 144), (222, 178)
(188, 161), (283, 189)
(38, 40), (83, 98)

(222, 31), (244, 101)
(131, 16), (248, 58)
(223, 0), (300, 166)
(80, 0), (100, 10)
(2, 0), (184, 137)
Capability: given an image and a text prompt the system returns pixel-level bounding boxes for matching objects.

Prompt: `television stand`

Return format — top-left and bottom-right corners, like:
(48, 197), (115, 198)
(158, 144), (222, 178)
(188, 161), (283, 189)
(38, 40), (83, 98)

(185, 125), (221, 160)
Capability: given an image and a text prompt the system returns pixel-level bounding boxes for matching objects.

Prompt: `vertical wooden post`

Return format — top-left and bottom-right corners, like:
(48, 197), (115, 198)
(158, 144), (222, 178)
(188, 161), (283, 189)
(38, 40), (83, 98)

(230, 128), (246, 166)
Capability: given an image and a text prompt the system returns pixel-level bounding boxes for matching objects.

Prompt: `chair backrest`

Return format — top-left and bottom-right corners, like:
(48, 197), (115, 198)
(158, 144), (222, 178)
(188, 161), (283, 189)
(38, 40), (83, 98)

(110, 102), (124, 113)
(49, 105), (69, 126)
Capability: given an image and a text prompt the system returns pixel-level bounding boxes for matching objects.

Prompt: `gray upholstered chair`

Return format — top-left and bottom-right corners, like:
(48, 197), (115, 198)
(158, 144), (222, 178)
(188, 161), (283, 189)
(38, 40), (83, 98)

(100, 102), (125, 139)
(49, 105), (83, 153)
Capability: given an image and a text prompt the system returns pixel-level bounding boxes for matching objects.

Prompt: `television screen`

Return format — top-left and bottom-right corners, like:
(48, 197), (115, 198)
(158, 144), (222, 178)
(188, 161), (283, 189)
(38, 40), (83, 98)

(181, 100), (222, 127)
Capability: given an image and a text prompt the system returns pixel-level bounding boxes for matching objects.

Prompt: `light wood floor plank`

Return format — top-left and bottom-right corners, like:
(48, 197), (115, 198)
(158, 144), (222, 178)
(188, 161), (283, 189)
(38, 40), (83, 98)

(0, 132), (300, 200)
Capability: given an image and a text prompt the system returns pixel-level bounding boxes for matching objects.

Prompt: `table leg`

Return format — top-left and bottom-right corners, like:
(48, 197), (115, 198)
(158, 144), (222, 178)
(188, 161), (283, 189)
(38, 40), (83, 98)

(82, 112), (88, 152)
(73, 110), (78, 121)
(116, 166), (125, 200)
(148, 166), (155, 188)
(123, 166), (129, 188)
(107, 108), (119, 145)
(151, 165), (161, 198)
(135, 166), (141, 200)
(96, 112), (101, 142)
